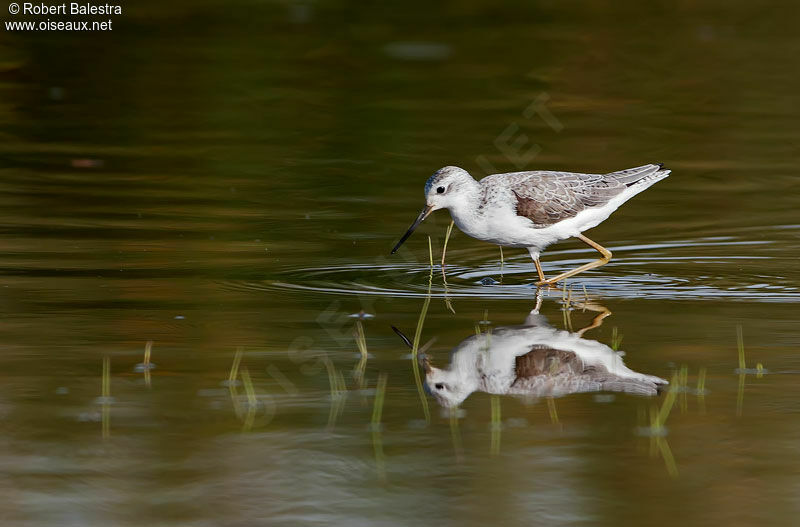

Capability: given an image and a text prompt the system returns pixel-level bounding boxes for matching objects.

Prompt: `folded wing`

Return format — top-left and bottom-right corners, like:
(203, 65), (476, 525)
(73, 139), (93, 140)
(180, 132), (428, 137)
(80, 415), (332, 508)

(493, 164), (663, 226)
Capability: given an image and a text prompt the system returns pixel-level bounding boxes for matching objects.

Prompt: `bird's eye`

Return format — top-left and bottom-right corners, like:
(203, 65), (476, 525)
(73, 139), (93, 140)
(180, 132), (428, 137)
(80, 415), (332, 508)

(435, 383), (445, 390)
(436, 186), (445, 194)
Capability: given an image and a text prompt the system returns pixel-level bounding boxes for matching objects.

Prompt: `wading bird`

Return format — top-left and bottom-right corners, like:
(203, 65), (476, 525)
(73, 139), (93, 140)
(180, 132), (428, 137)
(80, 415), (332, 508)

(391, 164), (670, 285)
(417, 307), (667, 408)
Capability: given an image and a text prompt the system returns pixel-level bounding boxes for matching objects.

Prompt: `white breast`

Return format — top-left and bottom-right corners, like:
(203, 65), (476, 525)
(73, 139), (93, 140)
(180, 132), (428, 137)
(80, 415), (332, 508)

(450, 185), (638, 251)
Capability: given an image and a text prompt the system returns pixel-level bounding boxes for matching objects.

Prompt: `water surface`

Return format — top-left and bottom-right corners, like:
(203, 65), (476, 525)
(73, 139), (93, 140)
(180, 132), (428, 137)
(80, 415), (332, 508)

(2, 1), (800, 525)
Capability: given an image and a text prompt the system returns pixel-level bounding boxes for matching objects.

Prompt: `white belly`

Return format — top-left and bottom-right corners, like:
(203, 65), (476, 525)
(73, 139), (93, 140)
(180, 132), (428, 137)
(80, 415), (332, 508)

(451, 189), (632, 251)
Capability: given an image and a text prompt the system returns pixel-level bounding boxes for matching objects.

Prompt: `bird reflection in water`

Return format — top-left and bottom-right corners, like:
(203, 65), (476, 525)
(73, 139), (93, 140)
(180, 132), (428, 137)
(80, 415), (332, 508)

(417, 300), (667, 409)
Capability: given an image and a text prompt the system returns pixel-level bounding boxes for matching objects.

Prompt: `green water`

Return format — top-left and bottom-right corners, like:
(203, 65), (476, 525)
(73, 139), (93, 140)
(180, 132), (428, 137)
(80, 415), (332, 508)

(2, 1), (800, 525)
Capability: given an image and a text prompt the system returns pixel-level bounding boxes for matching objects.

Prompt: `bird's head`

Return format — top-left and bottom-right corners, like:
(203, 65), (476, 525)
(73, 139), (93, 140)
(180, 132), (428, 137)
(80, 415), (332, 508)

(422, 166), (475, 211)
(424, 364), (471, 408)
(419, 351), (472, 408)
(391, 166), (475, 254)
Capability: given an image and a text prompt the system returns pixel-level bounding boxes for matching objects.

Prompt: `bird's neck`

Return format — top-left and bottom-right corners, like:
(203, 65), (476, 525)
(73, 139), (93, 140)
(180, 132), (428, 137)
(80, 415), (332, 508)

(446, 181), (485, 237)
(442, 365), (481, 402)
(446, 180), (482, 222)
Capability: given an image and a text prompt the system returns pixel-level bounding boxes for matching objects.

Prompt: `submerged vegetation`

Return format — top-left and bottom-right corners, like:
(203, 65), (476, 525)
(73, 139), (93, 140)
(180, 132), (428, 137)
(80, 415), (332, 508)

(407, 237), (435, 423)
(371, 372), (388, 482)
(101, 356), (111, 440)
(82, 311), (764, 484)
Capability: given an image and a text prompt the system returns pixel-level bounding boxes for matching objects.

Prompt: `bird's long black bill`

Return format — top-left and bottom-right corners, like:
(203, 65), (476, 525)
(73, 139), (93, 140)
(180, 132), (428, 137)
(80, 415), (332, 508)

(390, 205), (434, 254)
(391, 326), (413, 349)
(390, 326), (435, 373)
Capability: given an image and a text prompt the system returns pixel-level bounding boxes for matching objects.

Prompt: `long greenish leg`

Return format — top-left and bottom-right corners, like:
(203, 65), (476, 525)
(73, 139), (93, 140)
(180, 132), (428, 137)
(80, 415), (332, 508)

(536, 234), (612, 286)
(533, 258), (546, 282)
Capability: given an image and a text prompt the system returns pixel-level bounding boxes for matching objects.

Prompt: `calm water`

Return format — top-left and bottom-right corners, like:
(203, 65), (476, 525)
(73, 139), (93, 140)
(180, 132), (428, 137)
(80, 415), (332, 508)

(2, 2), (800, 525)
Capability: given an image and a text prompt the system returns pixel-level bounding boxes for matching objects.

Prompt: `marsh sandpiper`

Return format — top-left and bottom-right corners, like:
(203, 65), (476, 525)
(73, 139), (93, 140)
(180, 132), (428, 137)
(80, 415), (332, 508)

(391, 163), (670, 285)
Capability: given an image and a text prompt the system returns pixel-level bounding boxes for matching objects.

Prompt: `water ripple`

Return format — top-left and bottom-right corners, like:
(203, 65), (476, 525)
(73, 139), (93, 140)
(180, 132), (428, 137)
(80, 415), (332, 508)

(228, 255), (799, 303)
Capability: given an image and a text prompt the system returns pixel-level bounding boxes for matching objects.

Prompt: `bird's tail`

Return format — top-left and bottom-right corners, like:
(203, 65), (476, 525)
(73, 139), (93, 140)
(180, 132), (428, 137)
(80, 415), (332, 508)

(607, 163), (671, 187)
(600, 373), (669, 396)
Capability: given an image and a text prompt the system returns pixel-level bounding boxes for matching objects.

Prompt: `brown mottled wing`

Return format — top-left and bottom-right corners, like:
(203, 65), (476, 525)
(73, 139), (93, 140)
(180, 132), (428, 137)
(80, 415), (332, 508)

(500, 171), (627, 226)
(512, 346), (589, 383)
(511, 345), (663, 396)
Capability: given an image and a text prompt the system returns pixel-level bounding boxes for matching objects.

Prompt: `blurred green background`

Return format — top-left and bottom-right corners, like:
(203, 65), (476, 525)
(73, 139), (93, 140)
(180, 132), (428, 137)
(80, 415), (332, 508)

(1, 1), (799, 526)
